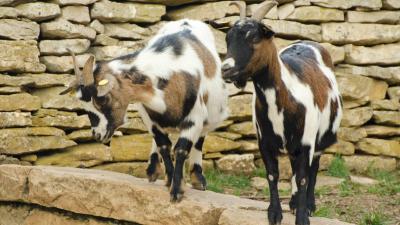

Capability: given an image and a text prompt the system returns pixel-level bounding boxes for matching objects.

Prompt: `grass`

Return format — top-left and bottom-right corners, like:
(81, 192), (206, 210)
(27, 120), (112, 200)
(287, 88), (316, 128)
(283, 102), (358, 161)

(252, 167), (266, 178)
(365, 169), (400, 196)
(360, 212), (390, 225)
(339, 179), (361, 197)
(327, 155), (349, 178)
(314, 204), (335, 218)
(204, 169), (251, 196)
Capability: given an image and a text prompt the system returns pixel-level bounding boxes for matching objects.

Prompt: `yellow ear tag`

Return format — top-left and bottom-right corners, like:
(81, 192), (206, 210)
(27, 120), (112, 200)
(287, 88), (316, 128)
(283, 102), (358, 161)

(98, 79), (109, 86)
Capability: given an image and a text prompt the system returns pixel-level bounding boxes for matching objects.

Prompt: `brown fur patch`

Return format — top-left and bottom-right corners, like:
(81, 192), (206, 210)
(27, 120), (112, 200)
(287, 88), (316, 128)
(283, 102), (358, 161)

(302, 41), (334, 69)
(188, 40), (216, 78)
(203, 92), (209, 105)
(329, 98), (339, 125)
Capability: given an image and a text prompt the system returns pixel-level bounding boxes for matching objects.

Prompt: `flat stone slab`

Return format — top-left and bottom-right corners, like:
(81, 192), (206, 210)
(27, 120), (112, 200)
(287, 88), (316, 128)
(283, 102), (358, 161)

(0, 165), (354, 225)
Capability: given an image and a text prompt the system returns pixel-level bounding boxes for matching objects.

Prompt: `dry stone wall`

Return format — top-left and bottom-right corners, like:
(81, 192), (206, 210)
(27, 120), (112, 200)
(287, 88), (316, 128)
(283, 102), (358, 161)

(0, 0), (399, 180)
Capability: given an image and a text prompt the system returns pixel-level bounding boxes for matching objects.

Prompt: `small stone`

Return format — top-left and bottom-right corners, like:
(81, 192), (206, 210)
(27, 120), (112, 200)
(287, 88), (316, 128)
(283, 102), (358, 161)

(228, 94), (252, 121)
(325, 140), (355, 155)
(373, 111), (400, 126)
(0, 86), (21, 94)
(52, 0), (98, 5)
(335, 64), (400, 85)
(0, 7), (18, 19)
(61, 6), (90, 24)
(345, 43), (400, 66)
(35, 143), (112, 168)
(0, 136), (76, 155)
(347, 10), (400, 24)
(263, 19), (321, 42)
(0, 127), (65, 137)
(357, 138), (400, 158)
(118, 117), (147, 134)
(320, 43), (345, 64)
(0, 112), (31, 128)
(89, 20), (104, 34)
(338, 127), (367, 142)
(204, 152), (224, 160)
(383, 0), (400, 9)
(208, 131), (242, 141)
(251, 177), (268, 191)
(350, 175), (378, 185)
(341, 107), (373, 127)
(247, 3), (278, 19)
(93, 34), (120, 46)
(228, 121), (256, 137)
(277, 3), (295, 20)
(216, 154), (256, 176)
(67, 129), (93, 142)
(16, 2), (60, 22)
(89, 46), (138, 61)
(41, 18), (96, 40)
(110, 134), (152, 161)
(0, 93), (40, 112)
(315, 175), (344, 188)
(0, 19), (39, 40)
(32, 109), (90, 129)
(31, 86), (84, 111)
(203, 135), (241, 154)
(103, 23), (150, 40)
(310, 0), (382, 10)
(370, 99), (400, 111)
(343, 155), (397, 173)
(39, 39), (91, 56)
(286, 6), (344, 22)
(388, 86), (400, 101)
(363, 125), (400, 137)
(0, 155), (30, 166)
(238, 140), (258, 152)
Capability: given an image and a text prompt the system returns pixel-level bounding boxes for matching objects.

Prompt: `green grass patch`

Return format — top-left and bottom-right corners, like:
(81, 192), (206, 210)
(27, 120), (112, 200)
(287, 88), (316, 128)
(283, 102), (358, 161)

(366, 169), (400, 196)
(205, 169), (251, 196)
(339, 180), (361, 197)
(314, 204), (335, 218)
(252, 167), (266, 178)
(360, 212), (390, 225)
(315, 185), (333, 198)
(327, 155), (349, 178)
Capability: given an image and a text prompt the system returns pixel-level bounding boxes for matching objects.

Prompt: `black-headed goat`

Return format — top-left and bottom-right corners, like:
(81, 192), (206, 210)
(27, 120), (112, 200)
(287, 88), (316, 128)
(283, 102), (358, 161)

(61, 19), (228, 202)
(222, 1), (342, 225)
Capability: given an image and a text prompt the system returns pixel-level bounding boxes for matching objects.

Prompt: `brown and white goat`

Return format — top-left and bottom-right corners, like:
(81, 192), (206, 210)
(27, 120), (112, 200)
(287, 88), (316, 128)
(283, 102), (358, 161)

(222, 1), (342, 225)
(61, 19), (228, 202)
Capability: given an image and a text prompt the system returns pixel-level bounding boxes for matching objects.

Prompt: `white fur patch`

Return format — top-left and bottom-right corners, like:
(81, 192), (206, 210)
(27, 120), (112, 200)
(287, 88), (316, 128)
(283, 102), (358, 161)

(222, 57), (235, 69)
(291, 174), (298, 195)
(264, 88), (285, 143)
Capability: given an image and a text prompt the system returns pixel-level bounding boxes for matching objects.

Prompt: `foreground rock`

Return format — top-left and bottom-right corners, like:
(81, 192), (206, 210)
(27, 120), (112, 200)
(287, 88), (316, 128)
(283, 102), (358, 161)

(0, 165), (354, 225)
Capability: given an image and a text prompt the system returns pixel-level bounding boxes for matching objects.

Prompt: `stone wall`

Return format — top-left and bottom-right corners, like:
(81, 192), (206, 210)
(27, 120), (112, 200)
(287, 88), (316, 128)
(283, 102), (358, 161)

(0, 0), (399, 180)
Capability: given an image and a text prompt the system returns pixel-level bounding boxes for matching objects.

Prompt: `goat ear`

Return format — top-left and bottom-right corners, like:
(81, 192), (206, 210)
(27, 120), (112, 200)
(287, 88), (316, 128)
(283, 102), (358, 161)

(96, 75), (116, 97)
(261, 24), (275, 38)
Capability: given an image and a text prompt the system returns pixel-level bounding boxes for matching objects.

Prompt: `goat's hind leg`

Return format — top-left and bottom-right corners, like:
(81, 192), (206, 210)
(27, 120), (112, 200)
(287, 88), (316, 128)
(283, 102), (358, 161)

(307, 154), (321, 216)
(293, 145), (311, 225)
(189, 136), (207, 191)
(146, 139), (163, 182)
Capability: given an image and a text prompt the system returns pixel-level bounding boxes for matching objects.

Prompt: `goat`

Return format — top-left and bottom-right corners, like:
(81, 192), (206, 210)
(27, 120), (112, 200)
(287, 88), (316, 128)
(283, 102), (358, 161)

(221, 1), (343, 225)
(61, 19), (228, 202)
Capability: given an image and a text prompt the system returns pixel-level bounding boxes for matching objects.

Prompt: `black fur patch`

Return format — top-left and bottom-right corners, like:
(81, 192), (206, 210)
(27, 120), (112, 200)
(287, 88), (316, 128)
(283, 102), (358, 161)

(174, 137), (193, 152)
(157, 78), (169, 90)
(79, 84), (97, 102)
(87, 111), (100, 127)
(146, 152), (160, 177)
(280, 44), (317, 77)
(151, 126), (174, 186)
(152, 33), (184, 55)
(194, 136), (205, 150)
(151, 126), (172, 147)
(114, 50), (141, 61)
(179, 120), (194, 130)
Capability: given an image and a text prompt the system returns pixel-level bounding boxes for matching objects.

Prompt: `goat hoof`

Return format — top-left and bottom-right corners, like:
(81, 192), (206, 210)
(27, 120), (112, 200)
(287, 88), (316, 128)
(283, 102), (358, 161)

(307, 202), (316, 216)
(190, 171), (207, 191)
(170, 191), (184, 203)
(295, 210), (310, 225)
(268, 208), (282, 225)
(146, 162), (162, 183)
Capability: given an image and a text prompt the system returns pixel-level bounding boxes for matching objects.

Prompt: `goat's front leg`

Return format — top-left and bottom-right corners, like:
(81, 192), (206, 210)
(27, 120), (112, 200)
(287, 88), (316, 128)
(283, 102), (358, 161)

(307, 154), (320, 216)
(189, 136), (207, 190)
(170, 120), (203, 202)
(149, 126), (174, 187)
(146, 139), (163, 182)
(293, 145), (311, 225)
(259, 140), (282, 225)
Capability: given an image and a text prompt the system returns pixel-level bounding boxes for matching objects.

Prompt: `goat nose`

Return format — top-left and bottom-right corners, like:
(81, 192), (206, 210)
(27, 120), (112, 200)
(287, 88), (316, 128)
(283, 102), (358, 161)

(221, 63), (232, 72)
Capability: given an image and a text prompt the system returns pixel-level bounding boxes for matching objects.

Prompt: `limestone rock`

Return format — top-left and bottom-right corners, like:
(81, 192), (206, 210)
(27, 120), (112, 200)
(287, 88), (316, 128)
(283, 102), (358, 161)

(383, 0), (400, 9)
(227, 121), (256, 137)
(204, 152), (224, 159)
(294, 0), (311, 6)
(388, 86), (400, 101)
(110, 134), (152, 161)
(357, 138), (400, 157)
(35, 143), (112, 168)
(341, 107), (373, 127)
(342, 99), (367, 109)
(0, 127), (65, 137)
(119, 117), (147, 134)
(16, 2), (60, 21)
(0, 112), (31, 128)
(41, 18), (96, 40)
(335, 64), (400, 85)
(338, 127), (367, 142)
(0, 165), (348, 225)
(0, 86), (21, 94)
(319, 154), (334, 171)
(61, 6), (90, 24)
(320, 43), (345, 64)
(0, 40), (45, 73)
(0, 73), (74, 88)
(32, 109), (90, 129)
(91, 1), (165, 23)
(251, 177), (268, 191)
(0, 93), (40, 112)
(209, 132), (242, 141)
(216, 154), (256, 175)
(67, 129), (93, 142)
(350, 175), (378, 185)
(263, 19), (321, 42)
(0, 19), (39, 40)
(286, 6), (344, 22)
(211, 26), (227, 55)
(90, 19), (104, 34)
(203, 135), (241, 154)
(0, 0), (37, 6)
(89, 46), (139, 61)
(247, 3), (278, 19)
(373, 111), (400, 126)
(103, 23), (150, 40)
(0, 7), (18, 18)
(316, 175), (345, 188)
(40, 54), (92, 73)
(228, 94), (252, 121)
(345, 43), (400, 66)
(0, 136), (76, 155)
(277, 3), (295, 19)
(39, 39), (91, 56)
(343, 155), (397, 173)
(337, 74), (388, 103)
(52, 0), (98, 5)
(370, 99), (400, 111)
(323, 23), (400, 45)
(168, 1), (245, 21)
(347, 10), (400, 24)
(238, 140), (258, 152)
(325, 140), (355, 155)
(256, 156), (293, 180)
(310, 0), (382, 10)
(93, 162), (148, 178)
(0, 155), (31, 166)
(31, 86), (84, 111)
